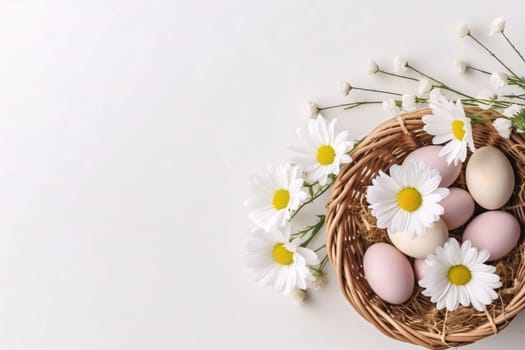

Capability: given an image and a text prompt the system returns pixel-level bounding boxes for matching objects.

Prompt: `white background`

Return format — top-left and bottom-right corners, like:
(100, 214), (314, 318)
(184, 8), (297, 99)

(0, 0), (524, 349)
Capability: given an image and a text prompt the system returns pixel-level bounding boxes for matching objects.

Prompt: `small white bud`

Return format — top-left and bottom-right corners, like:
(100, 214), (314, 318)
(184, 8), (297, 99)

(305, 101), (320, 118)
(401, 94), (417, 112)
(455, 60), (467, 74)
(490, 72), (508, 89)
(429, 88), (446, 105)
(338, 81), (352, 96)
(382, 99), (400, 116)
(418, 78), (432, 96)
(493, 118), (512, 138)
(476, 90), (497, 110)
(393, 56), (408, 73)
(457, 23), (470, 38)
(490, 17), (506, 36)
(309, 271), (327, 290)
(367, 59), (379, 74)
(503, 104), (522, 118)
(289, 289), (307, 305)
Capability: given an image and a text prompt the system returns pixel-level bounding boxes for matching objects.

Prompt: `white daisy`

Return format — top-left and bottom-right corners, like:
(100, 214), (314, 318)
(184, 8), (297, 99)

(290, 115), (354, 186)
(245, 227), (320, 294)
(366, 160), (449, 238)
(245, 164), (308, 232)
(419, 239), (502, 312)
(422, 99), (475, 165)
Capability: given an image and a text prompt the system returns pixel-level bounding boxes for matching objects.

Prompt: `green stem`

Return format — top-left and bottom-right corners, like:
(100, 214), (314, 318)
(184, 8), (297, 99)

(467, 113), (511, 124)
(502, 94), (525, 101)
(502, 32), (525, 64)
(319, 101), (382, 112)
(377, 69), (419, 81)
(318, 255), (329, 271)
(351, 86), (402, 96)
(343, 101), (382, 110)
(314, 244), (326, 253)
(290, 179), (334, 220)
(301, 215), (325, 247)
(407, 64), (474, 99)
(468, 66), (490, 75)
(468, 33), (520, 79)
(466, 65), (525, 89)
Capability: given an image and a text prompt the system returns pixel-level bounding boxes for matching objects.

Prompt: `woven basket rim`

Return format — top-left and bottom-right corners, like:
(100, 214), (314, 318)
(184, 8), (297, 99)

(326, 107), (525, 349)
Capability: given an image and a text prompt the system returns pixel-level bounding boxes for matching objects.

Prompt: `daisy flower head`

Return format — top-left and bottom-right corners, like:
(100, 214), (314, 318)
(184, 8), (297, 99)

(367, 59), (379, 74)
(402, 94), (417, 112)
(305, 101), (320, 118)
(245, 226), (320, 294)
(394, 56), (408, 73)
(490, 17), (506, 35)
(338, 81), (352, 96)
(245, 164), (308, 232)
(290, 115), (354, 186)
(382, 99), (401, 117)
(418, 78), (433, 96)
(366, 160), (449, 238)
(419, 239), (502, 311)
(457, 23), (470, 38)
(490, 72), (508, 90)
(429, 88), (446, 105)
(503, 104), (522, 118)
(476, 90), (497, 110)
(455, 60), (467, 74)
(289, 289), (307, 305)
(422, 99), (475, 165)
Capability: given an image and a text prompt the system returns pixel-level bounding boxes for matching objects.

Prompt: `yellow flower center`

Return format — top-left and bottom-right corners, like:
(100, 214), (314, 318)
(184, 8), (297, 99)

(396, 187), (422, 212)
(272, 243), (294, 265)
(272, 189), (290, 210)
(451, 120), (466, 140)
(448, 265), (472, 285)
(316, 145), (336, 165)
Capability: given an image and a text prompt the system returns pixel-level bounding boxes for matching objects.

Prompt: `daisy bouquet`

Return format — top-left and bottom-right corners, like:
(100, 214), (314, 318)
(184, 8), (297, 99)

(245, 17), (525, 347)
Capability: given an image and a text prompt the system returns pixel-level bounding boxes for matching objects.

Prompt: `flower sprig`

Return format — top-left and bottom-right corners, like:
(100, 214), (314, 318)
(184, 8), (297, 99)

(307, 17), (525, 145)
(245, 115), (356, 304)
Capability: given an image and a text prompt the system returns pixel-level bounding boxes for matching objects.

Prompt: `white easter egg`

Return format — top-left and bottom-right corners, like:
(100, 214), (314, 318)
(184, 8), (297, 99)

(466, 146), (515, 209)
(388, 220), (448, 258)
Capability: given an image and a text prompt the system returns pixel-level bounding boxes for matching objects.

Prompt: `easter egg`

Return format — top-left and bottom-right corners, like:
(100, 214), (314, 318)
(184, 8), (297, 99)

(463, 211), (520, 261)
(466, 146), (515, 209)
(363, 243), (415, 304)
(413, 258), (429, 281)
(440, 188), (475, 230)
(404, 145), (461, 186)
(388, 220), (448, 258)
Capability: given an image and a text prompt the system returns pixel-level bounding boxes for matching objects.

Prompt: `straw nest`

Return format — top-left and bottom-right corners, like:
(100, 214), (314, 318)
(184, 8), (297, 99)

(326, 107), (525, 349)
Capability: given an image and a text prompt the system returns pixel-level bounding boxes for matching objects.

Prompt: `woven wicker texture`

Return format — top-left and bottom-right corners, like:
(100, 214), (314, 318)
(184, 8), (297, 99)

(326, 107), (525, 349)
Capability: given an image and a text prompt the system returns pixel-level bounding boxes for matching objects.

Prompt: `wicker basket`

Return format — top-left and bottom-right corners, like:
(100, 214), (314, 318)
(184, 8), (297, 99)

(326, 107), (525, 349)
